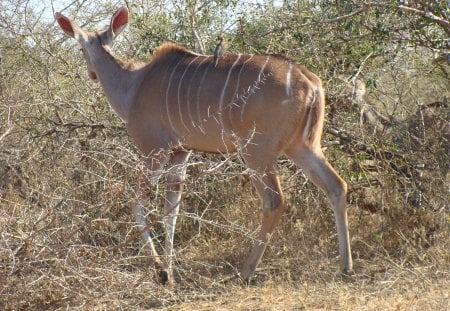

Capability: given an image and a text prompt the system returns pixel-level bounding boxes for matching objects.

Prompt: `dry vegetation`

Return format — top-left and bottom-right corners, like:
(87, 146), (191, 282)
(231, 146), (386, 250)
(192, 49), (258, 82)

(1, 1), (449, 310)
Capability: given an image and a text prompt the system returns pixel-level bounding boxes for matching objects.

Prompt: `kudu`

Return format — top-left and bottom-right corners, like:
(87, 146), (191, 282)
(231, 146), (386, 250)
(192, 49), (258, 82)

(55, 7), (353, 284)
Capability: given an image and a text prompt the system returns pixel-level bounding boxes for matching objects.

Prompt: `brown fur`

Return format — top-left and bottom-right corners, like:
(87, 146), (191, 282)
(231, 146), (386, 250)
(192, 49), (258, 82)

(56, 7), (353, 284)
(152, 42), (192, 59)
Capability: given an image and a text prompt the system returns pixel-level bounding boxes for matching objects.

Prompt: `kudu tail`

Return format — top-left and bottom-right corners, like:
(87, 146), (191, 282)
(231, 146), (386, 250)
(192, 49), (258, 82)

(302, 86), (326, 147)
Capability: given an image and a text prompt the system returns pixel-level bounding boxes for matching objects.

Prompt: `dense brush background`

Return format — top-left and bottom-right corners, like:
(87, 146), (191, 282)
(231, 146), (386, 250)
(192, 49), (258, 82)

(0, 0), (448, 310)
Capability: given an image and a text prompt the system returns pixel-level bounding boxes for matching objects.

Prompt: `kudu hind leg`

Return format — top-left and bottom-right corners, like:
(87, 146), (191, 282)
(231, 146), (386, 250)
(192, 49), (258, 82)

(240, 171), (285, 281)
(287, 148), (353, 274)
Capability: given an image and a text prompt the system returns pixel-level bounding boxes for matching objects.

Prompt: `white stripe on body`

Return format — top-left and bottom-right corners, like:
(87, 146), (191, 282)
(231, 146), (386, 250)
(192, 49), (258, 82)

(282, 62), (293, 105)
(257, 55), (270, 82)
(285, 62), (292, 96)
(195, 60), (214, 132)
(177, 56), (199, 131)
(165, 56), (187, 133)
(219, 54), (242, 129)
(186, 57), (209, 128)
(241, 55), (270, 122)
(302, 89), (317, 142)
(228, 55), (254, 125)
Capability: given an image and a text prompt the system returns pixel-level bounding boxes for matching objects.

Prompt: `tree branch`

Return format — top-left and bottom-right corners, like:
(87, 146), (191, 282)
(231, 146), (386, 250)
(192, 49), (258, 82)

(365, 2), (450, 36)
(260, 2), (450, 37)
(187, 1), (205, 54)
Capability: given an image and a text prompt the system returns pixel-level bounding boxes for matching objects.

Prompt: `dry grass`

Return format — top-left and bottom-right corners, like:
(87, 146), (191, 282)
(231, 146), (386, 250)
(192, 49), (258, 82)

(1, 159), (449, 310)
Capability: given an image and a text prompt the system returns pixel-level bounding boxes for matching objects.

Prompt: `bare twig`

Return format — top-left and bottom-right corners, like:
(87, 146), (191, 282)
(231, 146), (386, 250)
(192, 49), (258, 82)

(0, 107), (13, 143)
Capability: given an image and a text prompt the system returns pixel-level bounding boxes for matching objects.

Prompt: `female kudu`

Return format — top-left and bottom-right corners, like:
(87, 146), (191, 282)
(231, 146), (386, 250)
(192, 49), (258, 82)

(55, 7), (353, 284)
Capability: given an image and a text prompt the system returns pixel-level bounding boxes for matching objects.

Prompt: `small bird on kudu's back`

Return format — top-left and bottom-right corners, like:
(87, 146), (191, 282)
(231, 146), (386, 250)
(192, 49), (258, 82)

(213, 36), (227, 67)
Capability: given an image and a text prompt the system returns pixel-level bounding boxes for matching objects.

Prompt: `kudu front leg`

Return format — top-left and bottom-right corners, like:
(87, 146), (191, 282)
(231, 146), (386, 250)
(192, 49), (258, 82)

(131, 152), (170, 283)
(132, 150), (190, 284)
(161, 150), (191, 284)
(240, 171), (285, 281)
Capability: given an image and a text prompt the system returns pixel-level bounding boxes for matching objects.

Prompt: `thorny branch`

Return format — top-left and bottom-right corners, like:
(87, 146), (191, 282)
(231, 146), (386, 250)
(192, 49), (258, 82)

(32, 121), (125, 140)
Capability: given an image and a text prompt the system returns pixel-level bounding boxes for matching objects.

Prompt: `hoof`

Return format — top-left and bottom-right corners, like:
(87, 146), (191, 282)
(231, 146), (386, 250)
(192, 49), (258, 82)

(230, 274), (251, 286)
(237, 270), (262, 286)
(342, 268), (355, 276)
(156, 269), (169, 285)
(341, 268), (355, 281)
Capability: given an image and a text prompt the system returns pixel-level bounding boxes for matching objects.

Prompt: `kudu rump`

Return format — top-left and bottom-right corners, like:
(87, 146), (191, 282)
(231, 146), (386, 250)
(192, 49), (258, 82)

(55, 7), (353, 284)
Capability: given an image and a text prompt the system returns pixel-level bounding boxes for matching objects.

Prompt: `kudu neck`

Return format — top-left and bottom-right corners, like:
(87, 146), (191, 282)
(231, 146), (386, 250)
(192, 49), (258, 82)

(89, 40), (144, 123)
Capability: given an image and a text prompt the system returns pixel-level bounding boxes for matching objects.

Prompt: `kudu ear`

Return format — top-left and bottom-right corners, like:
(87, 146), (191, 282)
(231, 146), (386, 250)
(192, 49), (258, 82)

(55, 12), (77, 38)
(55, 12), (85, 41)
(109, 7), (128, 38)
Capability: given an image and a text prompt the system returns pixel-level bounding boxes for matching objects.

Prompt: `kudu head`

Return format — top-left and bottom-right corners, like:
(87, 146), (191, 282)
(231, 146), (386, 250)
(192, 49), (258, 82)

(55, 7), (129, 81)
